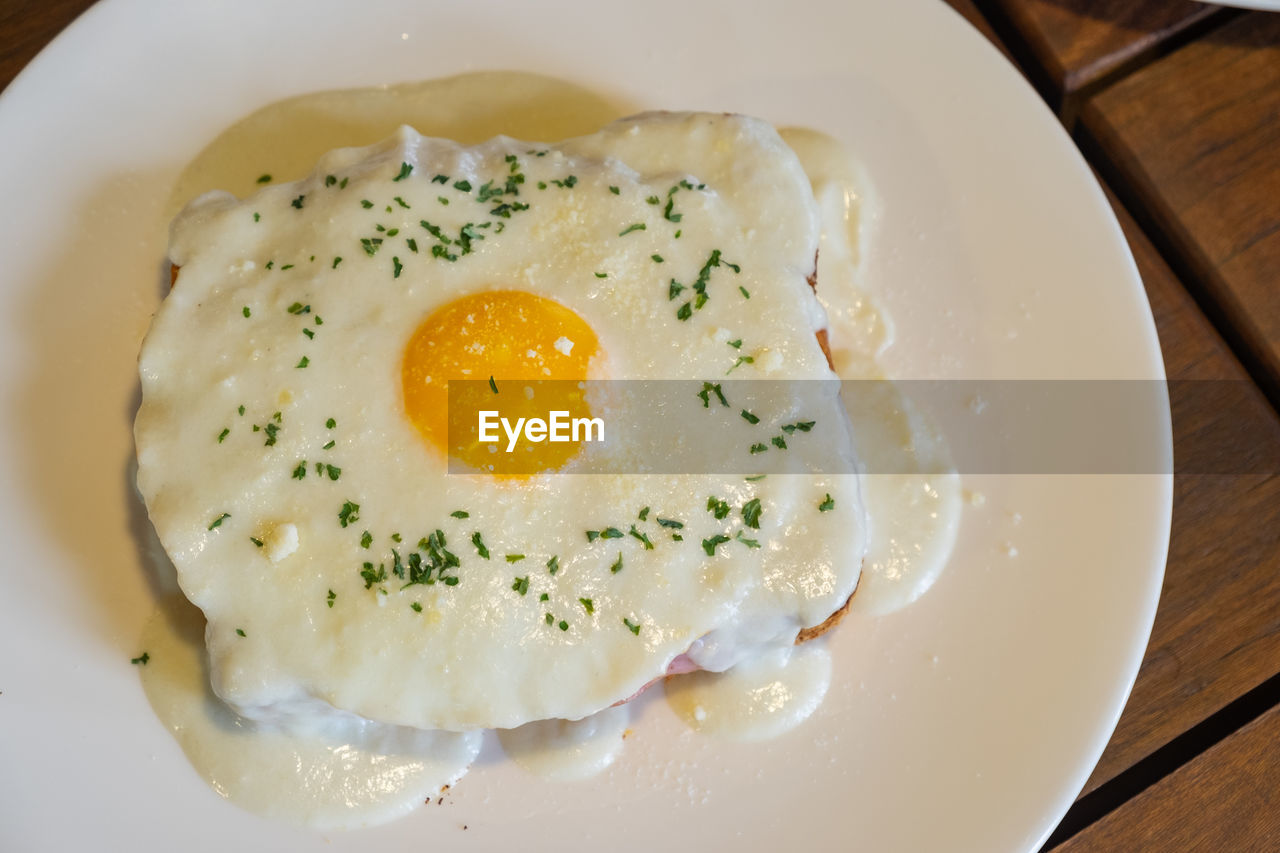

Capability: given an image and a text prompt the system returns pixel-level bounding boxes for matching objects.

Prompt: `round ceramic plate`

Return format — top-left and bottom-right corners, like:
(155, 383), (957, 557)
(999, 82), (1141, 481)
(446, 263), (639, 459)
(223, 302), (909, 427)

(0, 1), (1170, 851)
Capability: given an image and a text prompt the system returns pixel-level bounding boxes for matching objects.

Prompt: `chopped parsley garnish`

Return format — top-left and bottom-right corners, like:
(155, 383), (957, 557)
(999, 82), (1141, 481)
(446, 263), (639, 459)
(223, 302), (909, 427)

(431, 174), (448, 184)
(325, 418), (336, 429)
(782, 421), (816, 433)
(406, 238), (419, 253)
(818, 493), (836, 512)
(739, 286), (751, 299)
(745, 474), (767, 482)
(242, 306), (251, 318)
(586, 527), (624, 542)
(217, 428), (229, 443)
(411, 602), (423, 613)
(360, 530), (373, 548)
(506, 554), (526, 563)
(628, 525), (654, 550)
(360, 237), (382, 255)
(697, 382), (729, 408)
(771, 435), (788, 450)
(235, 628), (246, 637)
(292, 462), (307, 480)
(551, 175), (578, 188)
(728, 339), (743, 349)
(511, 576), (530, 596)
(393, 256), (403, 278)
(338, 500), (360, 528)
(540, 593), (549, 602)
(291, 195), (305, 209)
(339, 177), (348, 189)
(250, 537), (263, 547)
(252, 212), (260, 222)
(238, 405), (245, 416)
(623, 618), (641, 635)
(741, 498), (763, 529)
(325, 174), (337, 187)
(393, 195), (410, 209)
(595, 272), (608, 279)
(359, 561), (386, 589)
(256, 174), (272, 184)
(264, 261), (274, 270)
(740, 409), (760, 424)
(392, 162), (413, 181)
(327, 589), (336, 608)
(610, 552), (623, 574)
(208, 512), (230, 531)
(609, 185), (620, 195)
(438, 196), (448, 205)
(131, 652), (150, 665)
(618, 223), (646, 237)
(303, 328), (314, 339)
(652, 254), (664, 263)
(735, 531), (761, 549)
(453, 179), (471, 192)
(472, 531), (490, 559)
(332, 256), (343, 269)
(749, 443), (768, 454)
(296, 356), (310, 368)
(321, 439), (335, 450)
(488, 375), (498, 394)
(280, 264), (294, 270)
(559, 620), (569, 631)
(706, 497), (731, 520)
(287, 302), (310, 315)
(638, 506), (650, 521)
(702, 534), (731, 556)
(545, 613), (554, 625)
(325, 464), (341, 481)
(547, 555), (560, 575)
(450, 510), (469, 519)
(727, 356), (754, 374)
(646, 195), (659, 205)
(579, 597), (594, 614)
(656, 517), (684, 529)
(360, 199), (374, 209)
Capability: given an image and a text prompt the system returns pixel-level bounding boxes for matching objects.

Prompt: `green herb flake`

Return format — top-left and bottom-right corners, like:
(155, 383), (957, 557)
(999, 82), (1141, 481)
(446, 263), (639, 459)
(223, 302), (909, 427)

(744, 474), (767, 482)
(453, 179), (471, 192)
(131, 652), (150, 665)
(236, 628), (246, 637)
(545, 612), (554, 625)
(771, 435), (788, 450)
(360, 530), (373, 549)
(702, 534), (731, 556)
(618, 223), (646, 237)
(242, 305), (251, 318)
(506, 554), (526, 563)
(252, 212), (260, 222)
(740, 409), (760, 424)
(727, 356), (754, 374)
(488, 375), (498, 394)
(749, 443), (768, 454)
(451, 510), (470, 519)
(360, 199), (373, 209)
(325, 464), (341, 481)
(303, 328), (315, 339)
(651, 254), (664, 263)
(781, 420), (816, 434)
(256, 174), (272, 184)
(609, 186), (620, 195)
(327, 589), (336, 608)
(628, 525), (654, 550)
(623, 618), (641, 635)
(735, 530), (761, 549)
(638, 506), (650, 521)
(322, 440), (335, 450)
(739, 286), (751, 299)
(595, 272), (608, 279)
(332, 256), (343, 269)
(472, 531), (490, 559)
(217, 427), (230, 443)
(741, 498), (763, 529)
(250, 537), (263, 548)
(393, 195), (410, 209)
(338, 501), (360, 528)
(559, 620), (569, 631)
(393, 162), (413, 182)
(325, 175), (337, 187)
(291, 195), (305, 209)
(208, 512), (230, 531)
(697, 382), (729, 408)
(411, 602), (423, 612)
(610, 552), (623, 574)
(511, 576), (530, 596)
(238, 405), (246, 416)
(818, 493), (836, 512)
(547, 555), (560, 575)
(579, 597), (594, 614)
(706, 497), (731, 520)
(291, 462), (307, 480)
(600, 527), (624, 540)
(393, 256), (403, 278)
(656, 517), (684, 529)
(296, 356), (310, 369)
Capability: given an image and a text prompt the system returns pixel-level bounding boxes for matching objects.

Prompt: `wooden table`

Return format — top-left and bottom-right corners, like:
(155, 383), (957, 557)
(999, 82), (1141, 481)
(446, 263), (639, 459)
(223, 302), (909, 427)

(3, 1), (1277, 850)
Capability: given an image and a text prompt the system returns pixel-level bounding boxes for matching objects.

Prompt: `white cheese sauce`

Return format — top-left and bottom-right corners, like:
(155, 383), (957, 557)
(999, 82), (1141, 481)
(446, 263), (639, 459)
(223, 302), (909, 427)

(138, 595), (481, 829)
(664, 643), (831, 741)
(497, 704), (631, 780)
(136, 72), (959, 826)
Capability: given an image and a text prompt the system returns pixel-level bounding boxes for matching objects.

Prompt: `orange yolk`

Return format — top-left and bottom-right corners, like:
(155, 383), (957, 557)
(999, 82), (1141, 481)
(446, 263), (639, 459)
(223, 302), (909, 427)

(402, 290), (600, 475)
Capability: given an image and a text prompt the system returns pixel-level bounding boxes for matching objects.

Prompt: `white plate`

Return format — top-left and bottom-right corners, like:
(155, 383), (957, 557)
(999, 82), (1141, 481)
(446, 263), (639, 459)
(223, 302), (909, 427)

(0, 1), (1170, 851)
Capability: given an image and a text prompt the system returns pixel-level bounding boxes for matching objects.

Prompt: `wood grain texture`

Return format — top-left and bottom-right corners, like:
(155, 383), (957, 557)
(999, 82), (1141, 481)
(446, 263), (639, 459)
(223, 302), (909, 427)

(1078, 186), (1280, 796)
(0, 0), (97, 93)
(1058, 702), (1280, 850)
(1082, 12), (1280, 394)
(944, 0), (1017, 62)
(989, 0), (1222, 101)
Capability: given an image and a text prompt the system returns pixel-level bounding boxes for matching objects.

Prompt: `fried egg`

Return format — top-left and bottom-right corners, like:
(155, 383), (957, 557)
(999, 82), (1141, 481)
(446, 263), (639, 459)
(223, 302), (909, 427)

(134, 112), (866, 731)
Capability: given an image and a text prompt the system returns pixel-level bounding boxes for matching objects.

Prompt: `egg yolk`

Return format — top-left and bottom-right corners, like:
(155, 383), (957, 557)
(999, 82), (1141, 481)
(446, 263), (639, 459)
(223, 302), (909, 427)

(402, 290), (600, 475)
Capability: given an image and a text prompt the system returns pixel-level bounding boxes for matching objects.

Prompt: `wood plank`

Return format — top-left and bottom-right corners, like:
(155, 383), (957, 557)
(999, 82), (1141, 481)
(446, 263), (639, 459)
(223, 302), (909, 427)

(1080, 185), (1280, 795)
(1057, 702), (1280, 850)
(0, 0), (97, 93)
(989, 0), (1223, 105)
(944, 0), (1017, 62)
(1081, 12), (1280, 396)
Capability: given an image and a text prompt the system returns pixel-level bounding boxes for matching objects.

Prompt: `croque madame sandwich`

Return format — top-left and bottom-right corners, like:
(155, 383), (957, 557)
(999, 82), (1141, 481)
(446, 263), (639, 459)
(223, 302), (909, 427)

(134, 111), (866, 731)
